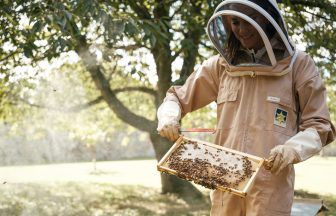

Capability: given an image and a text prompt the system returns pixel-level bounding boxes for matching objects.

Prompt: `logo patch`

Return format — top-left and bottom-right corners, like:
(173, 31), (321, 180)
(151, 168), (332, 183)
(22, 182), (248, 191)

(274, 108), (288, 128)
(267, 96), (280, 103)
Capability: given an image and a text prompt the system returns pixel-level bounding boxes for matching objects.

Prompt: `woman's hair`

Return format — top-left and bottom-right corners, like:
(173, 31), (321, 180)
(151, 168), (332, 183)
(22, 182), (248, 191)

(226, 30), (241, 64)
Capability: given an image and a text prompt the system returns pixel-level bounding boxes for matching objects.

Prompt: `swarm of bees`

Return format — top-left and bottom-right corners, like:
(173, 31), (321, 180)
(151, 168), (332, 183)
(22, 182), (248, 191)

(166, 139), (253, 190)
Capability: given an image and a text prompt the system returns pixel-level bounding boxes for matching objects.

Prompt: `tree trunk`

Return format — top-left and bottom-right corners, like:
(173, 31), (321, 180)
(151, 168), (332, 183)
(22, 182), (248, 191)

(77, 33), (204, 201)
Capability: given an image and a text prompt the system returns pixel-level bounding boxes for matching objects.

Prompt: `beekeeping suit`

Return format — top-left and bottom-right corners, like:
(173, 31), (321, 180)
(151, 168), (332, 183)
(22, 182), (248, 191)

(157, 0), (335, 215)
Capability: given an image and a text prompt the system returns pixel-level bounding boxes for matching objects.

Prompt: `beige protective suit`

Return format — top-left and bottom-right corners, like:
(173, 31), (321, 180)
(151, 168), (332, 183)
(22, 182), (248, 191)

(158, 0), (335, 215)
(164, 52), (335, 215)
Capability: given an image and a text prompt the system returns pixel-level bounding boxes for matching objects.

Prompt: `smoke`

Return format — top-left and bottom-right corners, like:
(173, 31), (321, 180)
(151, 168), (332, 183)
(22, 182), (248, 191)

(0, 55), (155, 166)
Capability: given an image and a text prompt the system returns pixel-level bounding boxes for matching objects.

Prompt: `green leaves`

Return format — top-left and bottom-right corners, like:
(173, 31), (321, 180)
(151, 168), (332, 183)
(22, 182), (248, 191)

(1, 0), (336, 132)
(281, 1), (336, 84)
(23, 45), (34, 58)
(31, 20), (43, 33)
(124, 20), (138, 37)
(107, 19), (125, 40)
(143, 19), (170, 46)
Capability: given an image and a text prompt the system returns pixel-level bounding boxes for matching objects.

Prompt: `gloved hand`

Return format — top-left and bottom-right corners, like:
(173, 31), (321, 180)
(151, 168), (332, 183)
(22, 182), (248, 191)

(157, 101), (181, 142)
(267, 145), (300, 175)
(267, 128), (322, 175)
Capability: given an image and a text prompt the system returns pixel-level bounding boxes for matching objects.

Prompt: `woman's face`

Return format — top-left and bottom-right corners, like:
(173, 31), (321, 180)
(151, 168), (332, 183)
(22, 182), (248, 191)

(229, 6), (269, 51)
(230, 16), (263, 51)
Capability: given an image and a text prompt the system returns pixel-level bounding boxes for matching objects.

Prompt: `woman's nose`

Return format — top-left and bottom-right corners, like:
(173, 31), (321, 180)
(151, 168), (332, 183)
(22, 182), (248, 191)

(239, 21), (252, 35)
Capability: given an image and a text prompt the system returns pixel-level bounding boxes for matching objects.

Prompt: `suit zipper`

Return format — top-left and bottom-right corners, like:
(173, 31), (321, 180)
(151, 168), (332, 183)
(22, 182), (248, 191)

(242, 76), (256, 152)
(250, 49), (256, 77)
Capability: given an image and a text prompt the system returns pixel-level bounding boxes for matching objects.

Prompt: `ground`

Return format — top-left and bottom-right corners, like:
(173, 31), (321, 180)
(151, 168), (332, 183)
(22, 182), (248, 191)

(0, 156), (335, 215)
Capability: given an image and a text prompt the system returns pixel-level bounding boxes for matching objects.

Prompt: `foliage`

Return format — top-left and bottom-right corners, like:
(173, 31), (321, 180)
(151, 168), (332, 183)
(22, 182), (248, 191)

(327, 85), (336, 123)
(1, 0), (335, 131)
(280, 0), (336, 84)
(1, 0), (335, 129)
(0, 59), (156, 163)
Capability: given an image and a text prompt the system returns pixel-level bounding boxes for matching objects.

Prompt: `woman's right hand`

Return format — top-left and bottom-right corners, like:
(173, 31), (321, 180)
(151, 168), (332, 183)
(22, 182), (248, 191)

(157, 118), (180, 142)
(157, 101), (181, 142)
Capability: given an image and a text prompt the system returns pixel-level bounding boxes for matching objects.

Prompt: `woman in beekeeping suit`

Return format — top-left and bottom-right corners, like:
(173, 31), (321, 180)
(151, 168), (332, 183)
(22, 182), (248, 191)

(157, 0), (335, 215)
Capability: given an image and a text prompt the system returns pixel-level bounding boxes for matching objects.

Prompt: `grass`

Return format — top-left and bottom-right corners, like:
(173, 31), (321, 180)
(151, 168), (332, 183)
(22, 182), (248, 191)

(1, 182), (335, 216)
(0, 183), (210, 216)
(0, 157), (336, 215)
(294, 156), (336, 196)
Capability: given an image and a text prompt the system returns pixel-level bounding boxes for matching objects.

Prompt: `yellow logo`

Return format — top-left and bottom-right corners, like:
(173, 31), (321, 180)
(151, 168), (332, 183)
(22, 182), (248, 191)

(274, 108), (288, 128)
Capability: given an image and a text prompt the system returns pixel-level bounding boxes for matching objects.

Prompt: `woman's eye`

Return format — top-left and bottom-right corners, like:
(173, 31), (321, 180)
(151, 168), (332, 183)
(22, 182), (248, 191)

(231, 19), (239, 25)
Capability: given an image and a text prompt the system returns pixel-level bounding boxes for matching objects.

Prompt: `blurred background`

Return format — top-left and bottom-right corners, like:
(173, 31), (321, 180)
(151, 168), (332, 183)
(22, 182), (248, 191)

(0, 0), (335, 215)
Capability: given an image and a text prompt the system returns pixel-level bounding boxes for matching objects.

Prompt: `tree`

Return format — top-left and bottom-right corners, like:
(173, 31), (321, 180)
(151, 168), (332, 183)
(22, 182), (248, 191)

(1, 0), (335, 199)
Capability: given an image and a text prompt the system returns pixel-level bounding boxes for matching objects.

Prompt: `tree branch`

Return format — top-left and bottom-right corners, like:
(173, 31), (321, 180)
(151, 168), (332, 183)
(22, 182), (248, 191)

(115, 86), (157, 96)
(171, 48), (183, 61)
(199, 41), (213, 50)
(0, 51), (17, 62)
(301, 9), (334, 21)
(109, 44), (143, 51)
(106, 62), (117, 82)
(15, 86), (157, 113)
(77, 43), (156, 132)
(16, 95), (104, 112)
(173, 2), (203, 85)
(126, 1), (152, 20)
(280, 0), (335, 10)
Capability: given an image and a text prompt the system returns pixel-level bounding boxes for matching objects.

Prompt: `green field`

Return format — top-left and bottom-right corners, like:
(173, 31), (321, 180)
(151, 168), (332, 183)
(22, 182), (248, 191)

(0, 157), (335, 215)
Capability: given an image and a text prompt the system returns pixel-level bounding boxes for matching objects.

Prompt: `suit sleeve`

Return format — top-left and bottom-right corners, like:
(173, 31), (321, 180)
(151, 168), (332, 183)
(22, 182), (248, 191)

(164, 55), (223, 117)
(294, 52), (335, 146)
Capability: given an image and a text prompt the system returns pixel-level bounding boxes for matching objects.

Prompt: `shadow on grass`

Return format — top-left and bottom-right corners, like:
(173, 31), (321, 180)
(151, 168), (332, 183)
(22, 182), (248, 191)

(3, 183), (335, 215)
(0, 182), (210, 216)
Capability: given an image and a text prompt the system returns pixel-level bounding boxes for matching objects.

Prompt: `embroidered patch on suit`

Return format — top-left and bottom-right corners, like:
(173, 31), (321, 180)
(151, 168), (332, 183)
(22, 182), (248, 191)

(274, 108), (288, 128)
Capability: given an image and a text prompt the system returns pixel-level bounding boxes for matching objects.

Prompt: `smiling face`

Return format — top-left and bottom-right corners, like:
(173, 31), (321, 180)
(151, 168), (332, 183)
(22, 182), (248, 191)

(229, 16), (262, 50)
(229, 5), (269, 51)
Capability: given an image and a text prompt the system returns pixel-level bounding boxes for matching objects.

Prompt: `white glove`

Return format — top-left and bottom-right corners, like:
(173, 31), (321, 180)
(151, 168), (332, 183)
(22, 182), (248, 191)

(157, 101), (181, 142)
(268, 128), (322, 175)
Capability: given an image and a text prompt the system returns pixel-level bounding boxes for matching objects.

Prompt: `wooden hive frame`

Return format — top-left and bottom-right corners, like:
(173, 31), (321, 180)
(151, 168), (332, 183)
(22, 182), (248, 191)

(157, 136), (265, 197)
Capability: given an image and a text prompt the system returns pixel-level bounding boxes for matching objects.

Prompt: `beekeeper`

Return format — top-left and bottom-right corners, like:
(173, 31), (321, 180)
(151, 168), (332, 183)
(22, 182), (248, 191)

(157, 0), (335, 215)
